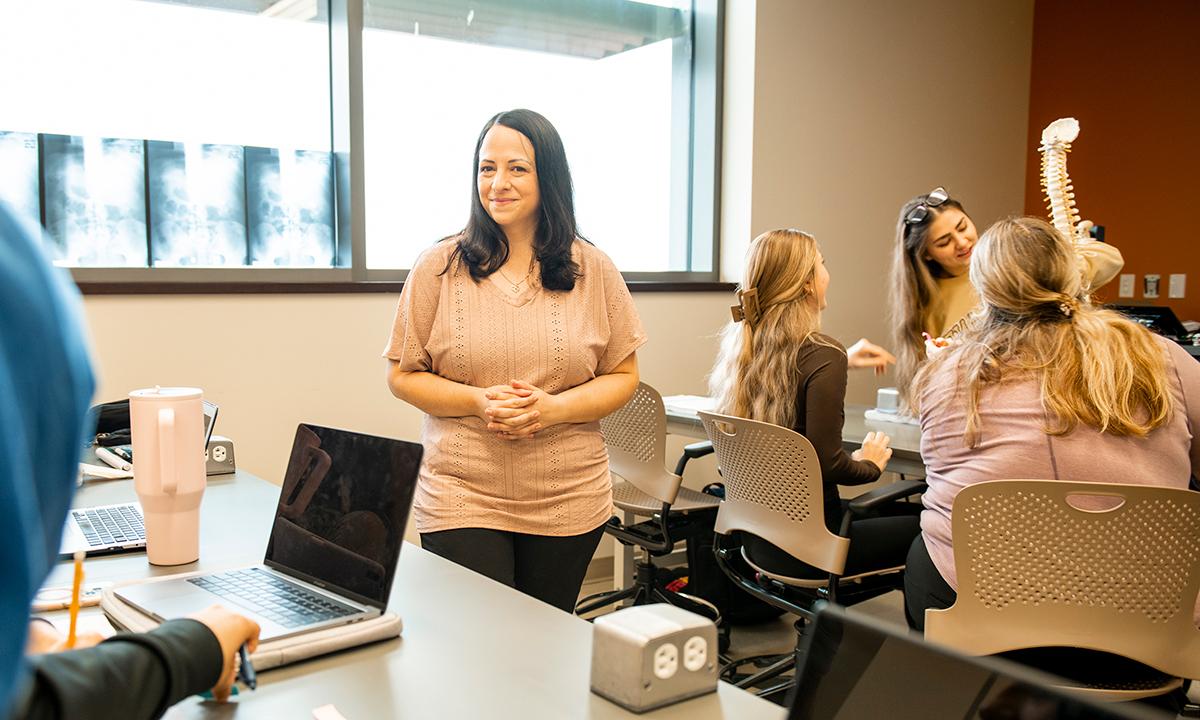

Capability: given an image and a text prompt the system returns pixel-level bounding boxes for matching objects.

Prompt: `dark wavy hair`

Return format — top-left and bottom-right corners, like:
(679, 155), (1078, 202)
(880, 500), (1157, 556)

(444, 109), (583, 291)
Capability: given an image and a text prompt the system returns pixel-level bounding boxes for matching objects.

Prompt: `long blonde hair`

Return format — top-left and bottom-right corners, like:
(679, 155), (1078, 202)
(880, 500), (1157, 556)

(709, 228), (833, 428)
(915, 217), (1172, 447)
(889, 192), (969, 410)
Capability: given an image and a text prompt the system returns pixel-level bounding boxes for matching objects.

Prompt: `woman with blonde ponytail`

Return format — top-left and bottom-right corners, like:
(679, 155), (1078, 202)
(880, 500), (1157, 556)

(708, 229), (920, 578)
(904, 217), (1200, 630)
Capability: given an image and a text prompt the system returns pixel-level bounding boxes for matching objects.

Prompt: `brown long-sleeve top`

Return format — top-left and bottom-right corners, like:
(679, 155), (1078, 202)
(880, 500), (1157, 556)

(793, 335), (882, 530)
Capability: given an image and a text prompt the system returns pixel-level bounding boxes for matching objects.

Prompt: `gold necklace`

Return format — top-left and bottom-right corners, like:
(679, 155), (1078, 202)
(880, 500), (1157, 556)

(497, 258), (536, 293)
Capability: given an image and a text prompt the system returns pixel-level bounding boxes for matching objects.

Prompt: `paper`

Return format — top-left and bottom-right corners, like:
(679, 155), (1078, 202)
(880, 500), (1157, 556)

(312, 704), (349, 720)
(663, 395), (717, 414)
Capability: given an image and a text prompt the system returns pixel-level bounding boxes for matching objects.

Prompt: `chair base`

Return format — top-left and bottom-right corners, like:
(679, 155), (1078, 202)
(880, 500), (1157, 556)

(575, 559), (721, 624)
(719, 617), (805, 703)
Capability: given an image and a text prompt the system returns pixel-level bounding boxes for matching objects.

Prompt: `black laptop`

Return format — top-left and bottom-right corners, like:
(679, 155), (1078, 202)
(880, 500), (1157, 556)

(116, 424), (422, 641)
(789, 604), (1172, 720)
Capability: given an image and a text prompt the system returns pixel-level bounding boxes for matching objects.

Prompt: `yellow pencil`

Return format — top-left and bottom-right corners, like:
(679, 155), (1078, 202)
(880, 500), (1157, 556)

(66, 550), (84, 649)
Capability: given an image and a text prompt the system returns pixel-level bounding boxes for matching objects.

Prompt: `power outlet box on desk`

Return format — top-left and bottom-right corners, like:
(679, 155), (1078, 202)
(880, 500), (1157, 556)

(204, 435), (236, 476)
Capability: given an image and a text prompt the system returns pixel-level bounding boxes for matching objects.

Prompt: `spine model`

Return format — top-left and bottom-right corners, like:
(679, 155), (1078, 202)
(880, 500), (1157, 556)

(1039, 117), (1083, 243)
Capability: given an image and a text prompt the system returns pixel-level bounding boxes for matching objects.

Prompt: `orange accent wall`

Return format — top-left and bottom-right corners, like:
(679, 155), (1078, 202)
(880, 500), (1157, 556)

(1024, 0), (1200, 320)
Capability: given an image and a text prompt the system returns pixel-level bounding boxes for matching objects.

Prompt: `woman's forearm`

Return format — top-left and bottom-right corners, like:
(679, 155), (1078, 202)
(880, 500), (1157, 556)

(544, 354), (639, 425)
(388, 361), (484, 419)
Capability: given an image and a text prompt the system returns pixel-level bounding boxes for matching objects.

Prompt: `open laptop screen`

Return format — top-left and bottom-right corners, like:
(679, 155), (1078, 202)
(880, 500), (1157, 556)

(790, 605), (1170, 720)
(264, 424), (422, 609)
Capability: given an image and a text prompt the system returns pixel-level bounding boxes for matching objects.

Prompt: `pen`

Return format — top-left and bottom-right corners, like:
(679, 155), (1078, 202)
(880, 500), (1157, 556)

(237, 643), (257, 690)
(94, 446), (133, 472)
(66, 550), (84, 648)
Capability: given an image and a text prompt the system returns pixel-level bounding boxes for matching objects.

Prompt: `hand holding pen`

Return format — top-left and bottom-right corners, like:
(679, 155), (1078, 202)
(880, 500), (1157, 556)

(188, 605), (261, 702)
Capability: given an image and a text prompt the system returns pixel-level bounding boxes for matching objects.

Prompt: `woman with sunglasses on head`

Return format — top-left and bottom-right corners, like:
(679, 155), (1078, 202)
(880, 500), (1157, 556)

(383, 109), (645, 613)
(903, 216), (1199, 631)
(889, 187), (1123, 408)
(709, 229), (921, 580)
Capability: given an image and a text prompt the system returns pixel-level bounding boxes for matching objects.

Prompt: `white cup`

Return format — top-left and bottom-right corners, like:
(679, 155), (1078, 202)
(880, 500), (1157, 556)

(130, 386), (206, 565)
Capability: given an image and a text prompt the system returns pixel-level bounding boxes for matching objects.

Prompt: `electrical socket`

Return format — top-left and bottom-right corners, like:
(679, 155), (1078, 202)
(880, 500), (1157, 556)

(1144, 274), (1161, 299)
(1118, 274), (1135, 298)
(682, 636), (708, 672)
(653, 643), (678, 680)
(1170, 274), (1186, 299)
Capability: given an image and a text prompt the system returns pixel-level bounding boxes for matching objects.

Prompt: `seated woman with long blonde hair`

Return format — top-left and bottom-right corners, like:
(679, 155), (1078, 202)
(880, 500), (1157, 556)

(709, 228), (920, 578)
(905, 216), (1200, 629)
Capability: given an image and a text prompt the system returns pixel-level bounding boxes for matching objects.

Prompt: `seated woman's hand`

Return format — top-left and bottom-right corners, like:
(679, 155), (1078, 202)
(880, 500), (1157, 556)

(851, 431), (893, 472)
(847, 338), (896, 376)
(25, 619), (104, 654)
(189, 605), (260, 703)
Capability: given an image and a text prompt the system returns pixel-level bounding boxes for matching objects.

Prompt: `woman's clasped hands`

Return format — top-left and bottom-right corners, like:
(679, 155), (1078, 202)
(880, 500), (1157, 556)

(481, 380), (562, 440)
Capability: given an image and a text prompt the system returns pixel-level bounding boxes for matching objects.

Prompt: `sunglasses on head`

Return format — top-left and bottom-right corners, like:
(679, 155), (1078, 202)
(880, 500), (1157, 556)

(904, 186), (949, 228)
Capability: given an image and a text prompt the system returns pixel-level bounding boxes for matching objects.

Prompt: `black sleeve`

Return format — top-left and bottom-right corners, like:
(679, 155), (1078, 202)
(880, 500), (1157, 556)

(802, 346), (883, 487)
(13, 619), (223, 720)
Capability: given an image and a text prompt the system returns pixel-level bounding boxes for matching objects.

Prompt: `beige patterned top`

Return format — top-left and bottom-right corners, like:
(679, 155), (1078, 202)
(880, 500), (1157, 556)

(383, 239), (647, 536)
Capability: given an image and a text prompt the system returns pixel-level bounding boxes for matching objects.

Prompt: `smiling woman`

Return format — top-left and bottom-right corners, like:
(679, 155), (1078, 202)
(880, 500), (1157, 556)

(382, 109), (647, 613)
(888, 187), (1125, 409)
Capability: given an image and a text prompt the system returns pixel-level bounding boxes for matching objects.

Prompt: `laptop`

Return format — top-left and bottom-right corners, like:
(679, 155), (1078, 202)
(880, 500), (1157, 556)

(60, 400), (219, 558)
(790, 604), (1171, 720)
(115, 424), (422, 641)
(1106, 304), (1190, 340)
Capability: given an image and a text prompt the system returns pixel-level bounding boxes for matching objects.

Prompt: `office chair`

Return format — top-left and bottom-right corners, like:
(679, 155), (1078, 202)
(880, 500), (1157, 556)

(924, 480), (1200, 704)
(697, 410), (926, 702)
(574, 383), (720, 619)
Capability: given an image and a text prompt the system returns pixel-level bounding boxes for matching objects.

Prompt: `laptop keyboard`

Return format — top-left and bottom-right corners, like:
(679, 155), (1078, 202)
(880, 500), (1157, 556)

(187, 568), (359, 629)
(73, 505), (145, 547)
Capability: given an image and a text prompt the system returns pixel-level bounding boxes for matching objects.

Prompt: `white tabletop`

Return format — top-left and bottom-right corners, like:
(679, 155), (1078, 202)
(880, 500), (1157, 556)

(48, 471), (784, 720)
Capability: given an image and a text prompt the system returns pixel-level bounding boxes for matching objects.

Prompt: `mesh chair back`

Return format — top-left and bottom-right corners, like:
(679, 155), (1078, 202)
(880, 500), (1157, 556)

(925, 480), (1200, 679)
(698, 410), (850, 575)
(600, 383), (680, 505)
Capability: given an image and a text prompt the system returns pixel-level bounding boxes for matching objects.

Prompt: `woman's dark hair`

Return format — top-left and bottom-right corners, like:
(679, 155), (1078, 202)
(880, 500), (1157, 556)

(444, 108), (582, 291)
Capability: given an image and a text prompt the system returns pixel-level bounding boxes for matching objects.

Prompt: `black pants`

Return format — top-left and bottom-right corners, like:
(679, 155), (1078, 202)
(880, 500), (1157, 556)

(420, 524), (607, 613)
(903, 533), (956, 631)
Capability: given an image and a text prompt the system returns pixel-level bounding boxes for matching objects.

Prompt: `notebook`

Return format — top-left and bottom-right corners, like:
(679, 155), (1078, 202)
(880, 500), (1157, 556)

(115, 424), (421, 642)
(790, 604), (1171, 720)
(61, 400), (218, 557)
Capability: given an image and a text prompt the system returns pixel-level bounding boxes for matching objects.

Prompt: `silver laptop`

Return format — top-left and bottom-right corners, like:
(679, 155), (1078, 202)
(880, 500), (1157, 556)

(61, 400), (219, 558)
(116, 424), (422, 641)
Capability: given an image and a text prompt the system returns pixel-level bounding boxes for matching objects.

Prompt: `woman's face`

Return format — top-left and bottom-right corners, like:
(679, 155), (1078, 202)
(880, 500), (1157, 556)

(811, 250), (830, 310)
(921, 207), (978, 277)
(477, 124), (540, 236)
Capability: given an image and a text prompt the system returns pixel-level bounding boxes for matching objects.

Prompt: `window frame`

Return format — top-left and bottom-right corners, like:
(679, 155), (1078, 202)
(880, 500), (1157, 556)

(65, 0), (726, 294)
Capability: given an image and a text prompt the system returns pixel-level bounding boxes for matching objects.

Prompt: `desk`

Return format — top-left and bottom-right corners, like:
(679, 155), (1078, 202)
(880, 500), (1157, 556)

(663, 397), (925, 477)
(48, 472), (784, 719)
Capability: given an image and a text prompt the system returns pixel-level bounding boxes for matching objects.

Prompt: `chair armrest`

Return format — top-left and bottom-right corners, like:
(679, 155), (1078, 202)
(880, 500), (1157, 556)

(674, 441), (714, 476)
(846, 479), (927, 515)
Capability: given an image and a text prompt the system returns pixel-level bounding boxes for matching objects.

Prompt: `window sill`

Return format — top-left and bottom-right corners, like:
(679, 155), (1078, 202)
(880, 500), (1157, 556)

(75, 280), (736, 295)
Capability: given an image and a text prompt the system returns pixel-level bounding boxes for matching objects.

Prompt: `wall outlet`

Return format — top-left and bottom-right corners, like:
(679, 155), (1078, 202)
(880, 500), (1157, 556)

(1169, 274), (1186, 299)
(1144, 274), (1161, 299)
(1118, 274), (1135, 298)
(653, 643), (678, 679)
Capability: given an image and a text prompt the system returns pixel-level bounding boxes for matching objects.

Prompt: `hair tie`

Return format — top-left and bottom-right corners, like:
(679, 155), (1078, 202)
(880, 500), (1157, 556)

(1058, 296), (1079, 318)
(731, 287), (761, 326)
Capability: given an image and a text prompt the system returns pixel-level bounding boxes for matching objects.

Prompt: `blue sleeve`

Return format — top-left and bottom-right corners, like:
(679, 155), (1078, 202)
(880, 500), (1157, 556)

(0, 203), (96, 713)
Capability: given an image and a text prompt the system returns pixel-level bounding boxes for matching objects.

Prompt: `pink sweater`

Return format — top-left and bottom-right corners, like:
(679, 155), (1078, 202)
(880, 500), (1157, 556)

(384, 239), (646, 536)
(917, 337), (1200, 620)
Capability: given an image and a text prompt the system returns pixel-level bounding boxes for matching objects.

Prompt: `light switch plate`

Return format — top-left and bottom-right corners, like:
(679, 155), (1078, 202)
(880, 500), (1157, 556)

(1169, 274), (1186, 299)
(1118, 274), (1135, 298)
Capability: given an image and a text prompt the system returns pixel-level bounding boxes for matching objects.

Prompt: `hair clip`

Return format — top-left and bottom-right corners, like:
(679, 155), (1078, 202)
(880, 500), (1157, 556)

(731, 287), (761, 326)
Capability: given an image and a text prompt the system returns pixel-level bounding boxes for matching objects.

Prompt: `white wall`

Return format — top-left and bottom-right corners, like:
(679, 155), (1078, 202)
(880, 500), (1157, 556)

(79, 0), (1034, 559)
(722, 0), (1034, 404)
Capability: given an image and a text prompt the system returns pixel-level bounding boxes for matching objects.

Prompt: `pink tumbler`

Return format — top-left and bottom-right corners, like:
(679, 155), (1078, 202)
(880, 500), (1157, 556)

(130, 387), (206, 565)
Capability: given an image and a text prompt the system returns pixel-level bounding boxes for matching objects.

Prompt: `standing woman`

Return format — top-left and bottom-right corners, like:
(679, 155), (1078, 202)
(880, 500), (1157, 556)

(889, 187), (1123, 408)
(708, 229), (919, 578)
(383, 109), (646, 612)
